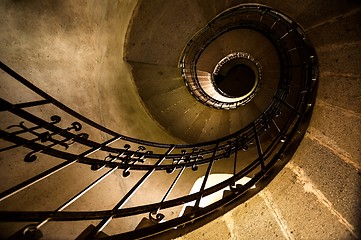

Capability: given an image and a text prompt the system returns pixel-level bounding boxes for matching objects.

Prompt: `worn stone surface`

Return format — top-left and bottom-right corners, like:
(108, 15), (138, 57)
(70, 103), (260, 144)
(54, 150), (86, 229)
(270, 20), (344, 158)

(177, 216), (231, 240)
(177, 195), (286, 240)
(292, 137), (361, 235)
(317, 71), (361, 114)
(175, 1), (361, 239)
(0, 0), (180, 144)
(179, 165), (358, 240)
(268, 166), (357, 240)
(310, 101), (361, 167)
(306, 9), (361, 48)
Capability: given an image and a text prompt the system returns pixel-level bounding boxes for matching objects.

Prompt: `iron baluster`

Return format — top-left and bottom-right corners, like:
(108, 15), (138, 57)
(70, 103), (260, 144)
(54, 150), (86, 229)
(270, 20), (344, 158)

(224, 141), (232, 158)
(87, 145), (175, 238)
(188, 148), (203, 171)
(6, 116), (60, 135)
(35, 165), (120, 230)
(230, 139), (239, 191)
(275, 95), (298, 112)
(193, 143), (219, 210)
(260, 115), (271, 132)
(122, 146), (150, 177)
(270, 18), (279, 29)
(24, 130), (87, 163)
(91, 144), (130, 171)
(253, 123), (266, 171)
(149, 165), (186, 223)
(1, 98), (91, 153)
(0, 136), (121, 202)
(1, 116), (61, 152)
(236, 134), (249, 151)
(166, 149), (189, 174)
(272, 119), (281, 133)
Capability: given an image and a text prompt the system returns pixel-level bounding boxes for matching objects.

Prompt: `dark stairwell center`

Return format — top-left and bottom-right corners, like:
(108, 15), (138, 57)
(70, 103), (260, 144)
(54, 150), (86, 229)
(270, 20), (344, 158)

(214, 63), (256, 98)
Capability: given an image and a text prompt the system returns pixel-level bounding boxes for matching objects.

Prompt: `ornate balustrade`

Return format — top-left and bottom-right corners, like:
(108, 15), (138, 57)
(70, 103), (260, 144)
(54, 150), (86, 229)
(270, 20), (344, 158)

(0, 4), (318, 239)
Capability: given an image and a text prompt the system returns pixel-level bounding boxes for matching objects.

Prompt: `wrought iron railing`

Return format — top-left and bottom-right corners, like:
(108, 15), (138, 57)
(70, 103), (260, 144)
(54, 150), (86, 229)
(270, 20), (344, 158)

(180, 4), (317, 110)
(0, 4), (318, 240)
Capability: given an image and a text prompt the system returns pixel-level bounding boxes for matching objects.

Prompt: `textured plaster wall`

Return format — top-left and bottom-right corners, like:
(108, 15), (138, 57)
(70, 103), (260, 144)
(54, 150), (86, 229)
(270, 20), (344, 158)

(0, 0), (183, 238)
(0, 0), (180, 144)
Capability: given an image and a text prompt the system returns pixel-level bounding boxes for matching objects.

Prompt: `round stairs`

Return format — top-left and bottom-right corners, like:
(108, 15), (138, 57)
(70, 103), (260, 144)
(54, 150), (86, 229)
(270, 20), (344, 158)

(126, 9), (283, 143)
(0, 0), (360, 239)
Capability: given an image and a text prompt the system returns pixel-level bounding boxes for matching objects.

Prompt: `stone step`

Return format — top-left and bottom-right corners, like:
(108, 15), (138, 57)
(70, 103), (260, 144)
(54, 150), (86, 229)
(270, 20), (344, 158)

(179, 142), (360, 239)
(75, 224), (108, 240)
(135, 217), (158, 230)
(129, 62), (185, 101)
(291, 136), (361, 236)
(196, 28), (279, 74)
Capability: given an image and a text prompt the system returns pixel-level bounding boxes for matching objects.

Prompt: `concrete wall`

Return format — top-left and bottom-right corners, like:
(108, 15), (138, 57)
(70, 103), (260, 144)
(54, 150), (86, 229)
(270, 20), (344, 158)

(0, 0), (180, 144)
(0, 0), (183, 238)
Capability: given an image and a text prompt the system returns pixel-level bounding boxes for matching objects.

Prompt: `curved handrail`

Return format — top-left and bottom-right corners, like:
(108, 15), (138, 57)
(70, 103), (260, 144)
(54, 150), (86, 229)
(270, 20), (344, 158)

(0, 4), (318, 239)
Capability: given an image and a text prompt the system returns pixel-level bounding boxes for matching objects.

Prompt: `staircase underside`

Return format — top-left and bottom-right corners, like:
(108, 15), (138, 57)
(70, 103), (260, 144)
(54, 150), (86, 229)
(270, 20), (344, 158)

(0, 0), (360, 239)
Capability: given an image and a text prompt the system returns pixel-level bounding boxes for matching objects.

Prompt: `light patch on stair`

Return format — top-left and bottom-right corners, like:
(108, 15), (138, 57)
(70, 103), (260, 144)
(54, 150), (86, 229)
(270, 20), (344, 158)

(179, 174), (255, 216)
(306, 126), (361, 171)
(259, 190), (295, 240)
(287, 162), (359, 239)
(221, 211), (236, 240)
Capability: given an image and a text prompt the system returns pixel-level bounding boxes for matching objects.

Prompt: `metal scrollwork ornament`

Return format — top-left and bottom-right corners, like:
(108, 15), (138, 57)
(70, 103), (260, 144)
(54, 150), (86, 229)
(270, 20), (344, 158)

(149, 210), (165, 223)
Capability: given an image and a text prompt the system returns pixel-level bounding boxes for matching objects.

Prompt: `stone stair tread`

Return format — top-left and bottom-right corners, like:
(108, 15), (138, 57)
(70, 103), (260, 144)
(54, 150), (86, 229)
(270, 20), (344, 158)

(291, 137), (361, 230)
(184, 107), (213, 143)
(75, 225), (108, 240)
(130, 62), (185, 101)
(135, 217), (158, 230)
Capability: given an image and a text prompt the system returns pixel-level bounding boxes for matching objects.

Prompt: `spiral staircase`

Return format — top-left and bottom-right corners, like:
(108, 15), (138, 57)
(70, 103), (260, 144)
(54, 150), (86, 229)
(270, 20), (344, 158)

(0, 1), (360, 239)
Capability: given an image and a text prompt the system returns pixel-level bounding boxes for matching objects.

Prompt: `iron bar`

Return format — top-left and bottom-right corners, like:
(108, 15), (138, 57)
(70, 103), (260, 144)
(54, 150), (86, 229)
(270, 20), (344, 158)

(253, 123), (265, 171)
(233, 143), (238, 176)
(272, 119), (281, 133)
(0, 136), (120, 202)
(161, 167), (185, 205)
(0, 160), (75, 202)
(275, 96), (296, 111)
(88, 145), (175, 238)
(287, 47), (297, 52)
(270, 19), (278, 29)
(0, 158), (261, 222)
(150, 166), (186, 222)
(194, 143), (219, 209)
(231, 141), (239, 189)
(36, 166), (119, 229)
